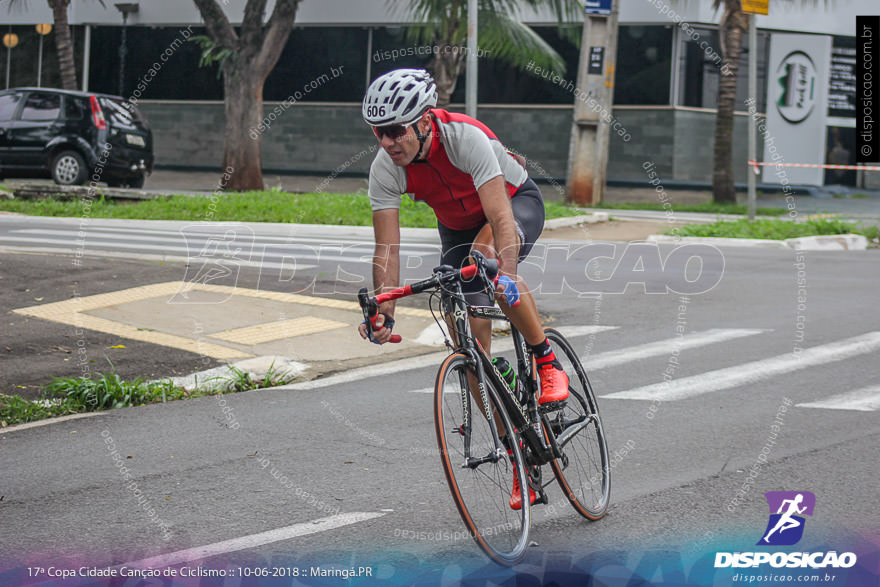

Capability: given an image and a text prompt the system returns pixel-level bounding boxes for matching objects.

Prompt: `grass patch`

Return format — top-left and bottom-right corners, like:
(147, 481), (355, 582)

(594, 201), (787, 216)
(0, 191), (440, 227)
(667, 217), (879, 240)
(0, 191), (603, 228)
(0, 366), (297, 427)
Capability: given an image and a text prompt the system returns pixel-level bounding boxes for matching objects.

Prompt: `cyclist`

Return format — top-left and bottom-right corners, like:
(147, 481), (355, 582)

(356, 68), (567, 508)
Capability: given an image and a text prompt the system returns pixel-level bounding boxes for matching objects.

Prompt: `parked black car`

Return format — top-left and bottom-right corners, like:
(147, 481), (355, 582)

(0, 87), (153, 188)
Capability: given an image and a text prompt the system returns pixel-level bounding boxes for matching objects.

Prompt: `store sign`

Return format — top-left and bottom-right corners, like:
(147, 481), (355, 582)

(585, 0), (612, 15)
(775, 50), (818, 124)
(589, 46), (604, 74)
(828, 42), (856, 118)
(763, 34), (831, 186)
(741, 0), (769, 15)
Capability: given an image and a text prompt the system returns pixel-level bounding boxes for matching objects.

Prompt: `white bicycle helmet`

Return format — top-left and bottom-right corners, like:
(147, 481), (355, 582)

(362, 68), (438, 126)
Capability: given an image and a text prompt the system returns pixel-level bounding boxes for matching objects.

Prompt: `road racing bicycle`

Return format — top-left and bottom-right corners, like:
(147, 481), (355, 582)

(358, 251), (610, 565)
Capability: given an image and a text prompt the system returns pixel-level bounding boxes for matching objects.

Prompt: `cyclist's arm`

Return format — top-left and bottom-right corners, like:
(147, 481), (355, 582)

(371, 208), (401, 317)
(478, 175), (519, 278)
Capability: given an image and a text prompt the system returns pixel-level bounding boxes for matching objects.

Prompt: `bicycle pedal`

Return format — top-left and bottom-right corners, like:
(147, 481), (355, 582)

(539, 400), (567, 414)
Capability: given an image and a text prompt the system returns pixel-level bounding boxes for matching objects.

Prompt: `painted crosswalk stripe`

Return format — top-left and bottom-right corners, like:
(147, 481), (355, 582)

(602, 331), (880, 402)
(0, 236), (423, 265)
(409, 329), (766, 392)
(797, 385), (880, 412)
(115, 512), (385, 570)
(279, 326), (617, 391)
(583, 328), (767, 370)
(14, 227), (442, 249)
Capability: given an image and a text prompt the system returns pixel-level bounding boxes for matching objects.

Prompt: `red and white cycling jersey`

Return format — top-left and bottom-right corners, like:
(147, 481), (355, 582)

(368, 109), (528, 231)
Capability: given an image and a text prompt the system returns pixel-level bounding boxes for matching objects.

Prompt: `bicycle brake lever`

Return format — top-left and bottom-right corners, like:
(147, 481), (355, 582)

(358, 287), (378, 343)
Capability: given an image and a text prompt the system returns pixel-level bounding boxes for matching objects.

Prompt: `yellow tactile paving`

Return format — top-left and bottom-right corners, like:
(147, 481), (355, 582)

(12, 281), (432, 360)
(73, 314), (250, 360)
(211, 317), (349, 345)
(189, 283), (434, 318)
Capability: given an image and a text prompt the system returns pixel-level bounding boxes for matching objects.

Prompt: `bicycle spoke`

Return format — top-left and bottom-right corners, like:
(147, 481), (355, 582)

(435, 354), (530, 565)
(544, 329), (611, 520)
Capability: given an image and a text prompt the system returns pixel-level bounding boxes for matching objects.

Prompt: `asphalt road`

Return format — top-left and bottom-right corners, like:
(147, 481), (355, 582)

(1, 219), (879, 585)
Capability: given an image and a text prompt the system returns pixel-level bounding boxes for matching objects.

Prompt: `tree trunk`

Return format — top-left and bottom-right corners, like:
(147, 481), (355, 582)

(427, 43), (466, 106)
(49, 0), (78, 91)
(712, 2), (746, 204)
(222, 63), (264, 191)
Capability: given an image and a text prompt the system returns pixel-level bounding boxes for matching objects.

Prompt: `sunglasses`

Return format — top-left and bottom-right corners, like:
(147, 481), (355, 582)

(372, 119), (419, 140)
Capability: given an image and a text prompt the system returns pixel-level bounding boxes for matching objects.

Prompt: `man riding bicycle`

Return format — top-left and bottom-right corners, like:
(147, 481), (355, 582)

(356, 69), (568, 508)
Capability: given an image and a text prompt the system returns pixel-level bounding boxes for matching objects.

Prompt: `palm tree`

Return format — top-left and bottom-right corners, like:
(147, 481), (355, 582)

(711, 0), (748, 204)
(712, 0), (829, 204)
(192, 0), (301, 191)
(397, 0), (581, 105)
(5, 0), (103, 90)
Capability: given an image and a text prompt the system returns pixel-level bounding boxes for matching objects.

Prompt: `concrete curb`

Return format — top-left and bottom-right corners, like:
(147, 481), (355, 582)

(543, 213), (609, 229)
(647, 234), (870, 251)
(153, 356), (308, 391)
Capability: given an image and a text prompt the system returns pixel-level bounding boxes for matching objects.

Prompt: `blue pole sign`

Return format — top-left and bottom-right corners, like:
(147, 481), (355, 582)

(585, 0), (612, 14)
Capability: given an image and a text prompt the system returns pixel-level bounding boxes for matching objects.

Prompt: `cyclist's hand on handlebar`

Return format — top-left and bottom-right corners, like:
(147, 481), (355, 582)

(358, 312), (401, 344)
(494, 274), (521, 307)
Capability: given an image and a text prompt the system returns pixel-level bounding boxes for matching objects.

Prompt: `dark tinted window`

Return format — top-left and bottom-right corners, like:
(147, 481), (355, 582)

(0, 93), (22, 121)
(614, 25), (673, 105)
(98, 97), (145, 129)
(64, 96), (86, 120)
(21, 93), (62, 121)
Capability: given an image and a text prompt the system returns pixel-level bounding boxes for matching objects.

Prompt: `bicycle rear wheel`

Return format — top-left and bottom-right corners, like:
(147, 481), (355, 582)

(544, 328), (611, 519)
(434, 353), (530, 565)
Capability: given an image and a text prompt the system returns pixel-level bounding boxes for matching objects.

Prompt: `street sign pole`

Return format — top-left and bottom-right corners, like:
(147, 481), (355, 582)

(747, 13), (757, 221)
(742, 0), (767, 221)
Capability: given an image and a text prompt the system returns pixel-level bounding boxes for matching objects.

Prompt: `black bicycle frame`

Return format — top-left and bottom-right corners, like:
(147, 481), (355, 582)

(440, 280), (566, 469)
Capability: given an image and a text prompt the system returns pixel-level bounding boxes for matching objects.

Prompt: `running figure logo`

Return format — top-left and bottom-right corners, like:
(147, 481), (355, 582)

(758, 491), (816, 546)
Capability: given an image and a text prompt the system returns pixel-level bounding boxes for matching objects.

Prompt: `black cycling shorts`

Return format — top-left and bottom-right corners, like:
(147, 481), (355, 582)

(437, 177), (545, 306)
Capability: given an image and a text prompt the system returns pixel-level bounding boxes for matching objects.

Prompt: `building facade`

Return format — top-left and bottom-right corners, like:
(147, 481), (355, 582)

(0, 0), (871, 189)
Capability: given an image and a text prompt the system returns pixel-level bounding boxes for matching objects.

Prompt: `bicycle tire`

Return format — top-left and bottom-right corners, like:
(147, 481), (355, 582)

(434, 352), (531, 565)
(543, 328), (611, 520)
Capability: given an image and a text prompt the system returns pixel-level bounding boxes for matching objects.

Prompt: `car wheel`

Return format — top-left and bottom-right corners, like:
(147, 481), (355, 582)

(51, 150), (87, 185)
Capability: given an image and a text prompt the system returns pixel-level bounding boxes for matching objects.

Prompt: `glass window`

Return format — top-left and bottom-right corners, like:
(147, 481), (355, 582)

(99, 96), (145, 129)
(20, 93), (61, 121)
(0, 93), (22, 121)
(64, 96), (86, 120)
(677, 26), (769, 112)
(614, 25), (673, 105)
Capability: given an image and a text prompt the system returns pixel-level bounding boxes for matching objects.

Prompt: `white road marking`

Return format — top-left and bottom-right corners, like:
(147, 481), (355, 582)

(12, 227), (439, 253)
(0, 412), (105, 435)
(603, 332), (880, 402)
(281, 326), (617, 391)
(583, 328), (768, 370)
(408, 328), (764, 392)
(17, 226), (441, 250)
(116, 512), (385, 569)
(0, 245), (317, 271)
(0, 236), (424, 265)
(797, 385), (880, 412)
(410, 386), (439, 394)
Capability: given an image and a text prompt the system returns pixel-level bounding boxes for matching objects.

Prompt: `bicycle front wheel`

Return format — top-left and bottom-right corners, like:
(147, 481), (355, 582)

(434, 353), (530, 565)
(544, 328), (611, 520)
